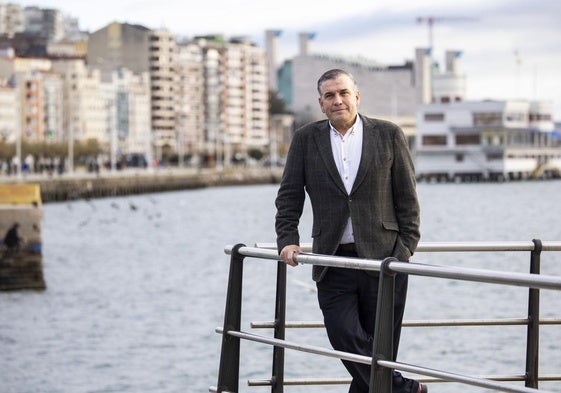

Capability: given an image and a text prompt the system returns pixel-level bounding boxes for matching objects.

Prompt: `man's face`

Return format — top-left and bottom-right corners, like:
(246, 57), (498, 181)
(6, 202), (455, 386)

(318, 74), (360, 132)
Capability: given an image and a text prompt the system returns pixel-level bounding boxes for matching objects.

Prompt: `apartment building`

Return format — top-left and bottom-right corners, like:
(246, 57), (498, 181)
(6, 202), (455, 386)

(0, 56), (65, 145)
(0, 3), (24, 37)
(0, 53), (148, 156)
(241, 40), (269, 152)
(51, 59), (105, 143)
(87, 23), (177, 160)
(17, 72), (45, 141)
(2, 20), (271, 167)
(0, 56), (51, 143)
(101, 68), (151, 161)
(176, 41), (205, 164)
(0, 80), (20, 142)
(42, 72), (64, 143)
(149, 29), (177, 155)
(23, 6), (64, 43)
(195, 35), (269, 166)
(1, 4), (70, 43)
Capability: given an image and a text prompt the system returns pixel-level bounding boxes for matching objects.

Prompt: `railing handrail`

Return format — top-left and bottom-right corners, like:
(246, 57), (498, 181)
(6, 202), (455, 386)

(216, 241), (561, 393)
(250, 317), (561, 329)
(225, 245), (561, 291)
(252, 240), (561, 252)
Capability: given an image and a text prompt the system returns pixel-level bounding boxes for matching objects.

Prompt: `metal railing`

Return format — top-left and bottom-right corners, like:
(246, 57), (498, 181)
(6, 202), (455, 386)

(211, 240), (561, 393)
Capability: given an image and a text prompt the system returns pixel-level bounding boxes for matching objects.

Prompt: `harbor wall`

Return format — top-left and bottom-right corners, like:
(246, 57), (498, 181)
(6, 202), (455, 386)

(2, 167), (284, 203)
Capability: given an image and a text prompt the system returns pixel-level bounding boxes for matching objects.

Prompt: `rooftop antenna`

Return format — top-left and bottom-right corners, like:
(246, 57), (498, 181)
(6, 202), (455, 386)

(416, 16), (476, 60)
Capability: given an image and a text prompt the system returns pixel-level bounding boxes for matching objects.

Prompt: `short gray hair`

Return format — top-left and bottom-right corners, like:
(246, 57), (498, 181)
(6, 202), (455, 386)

(317, 69), (358, 96)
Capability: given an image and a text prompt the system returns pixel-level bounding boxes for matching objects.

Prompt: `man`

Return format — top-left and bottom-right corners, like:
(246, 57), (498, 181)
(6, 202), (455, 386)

(275, 69), (424, 393)
(3, 223), (23, 253)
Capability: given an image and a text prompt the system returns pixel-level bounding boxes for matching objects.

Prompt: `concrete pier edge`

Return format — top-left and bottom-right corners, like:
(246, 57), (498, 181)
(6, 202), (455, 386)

(1, 167), (284, 203)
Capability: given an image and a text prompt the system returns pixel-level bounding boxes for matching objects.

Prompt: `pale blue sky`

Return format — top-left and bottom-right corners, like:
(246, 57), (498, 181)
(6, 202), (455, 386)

(17, 0), (561, 120)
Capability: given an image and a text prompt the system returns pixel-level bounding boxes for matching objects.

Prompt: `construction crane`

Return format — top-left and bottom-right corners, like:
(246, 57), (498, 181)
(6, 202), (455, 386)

(416, 16), (476, 54)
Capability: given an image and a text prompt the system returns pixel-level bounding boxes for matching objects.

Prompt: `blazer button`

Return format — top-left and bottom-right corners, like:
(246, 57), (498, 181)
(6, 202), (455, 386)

(348, 198), (352, 202)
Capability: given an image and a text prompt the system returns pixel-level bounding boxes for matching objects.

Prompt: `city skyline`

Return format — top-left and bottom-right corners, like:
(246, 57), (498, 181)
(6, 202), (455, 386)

(13, 0), (561, 120)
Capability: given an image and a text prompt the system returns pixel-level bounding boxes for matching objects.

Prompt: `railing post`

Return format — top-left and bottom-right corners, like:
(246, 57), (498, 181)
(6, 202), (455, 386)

(525, 239), (541, 388)
(271, 261), (287, 393)
(217, 243), (246, 393)
(370, 257), (397, 393)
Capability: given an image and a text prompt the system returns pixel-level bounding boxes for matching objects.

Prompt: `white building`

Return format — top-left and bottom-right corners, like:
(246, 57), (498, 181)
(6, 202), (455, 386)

(415, 100), (560, 181)
(176, 41), (205, 165)
(42, 72), (64, 143)
(51, 59), (106, 143)
(196, 35), (269, 166)
(431, 50), (466, 104)
(0, 81), (20, 142)
(0, 3), (24, 37)
(102, 68), (152, 162)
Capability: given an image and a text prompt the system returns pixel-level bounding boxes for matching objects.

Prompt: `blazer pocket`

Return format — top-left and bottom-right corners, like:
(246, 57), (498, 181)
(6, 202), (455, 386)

(382, 221), (399, 231)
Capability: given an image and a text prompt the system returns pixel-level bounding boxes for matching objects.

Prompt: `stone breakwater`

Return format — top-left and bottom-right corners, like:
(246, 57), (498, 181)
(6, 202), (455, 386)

(2, 167), (284, 203)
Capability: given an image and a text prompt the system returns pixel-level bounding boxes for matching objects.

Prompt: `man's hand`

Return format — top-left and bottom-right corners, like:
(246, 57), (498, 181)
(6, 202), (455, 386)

(280, 244), (301, 267)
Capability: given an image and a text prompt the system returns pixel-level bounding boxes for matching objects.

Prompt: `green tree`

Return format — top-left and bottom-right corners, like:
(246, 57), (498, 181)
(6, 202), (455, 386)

(247, 147), (264, 161)
(269, 90), (288, 114)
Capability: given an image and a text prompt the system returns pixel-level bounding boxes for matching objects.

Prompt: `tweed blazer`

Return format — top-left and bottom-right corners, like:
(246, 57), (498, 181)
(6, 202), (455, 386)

(275, 114), (420, 282)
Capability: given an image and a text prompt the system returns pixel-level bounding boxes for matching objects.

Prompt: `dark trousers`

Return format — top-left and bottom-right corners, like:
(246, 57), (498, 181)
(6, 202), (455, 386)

(316, 248), (419, 393)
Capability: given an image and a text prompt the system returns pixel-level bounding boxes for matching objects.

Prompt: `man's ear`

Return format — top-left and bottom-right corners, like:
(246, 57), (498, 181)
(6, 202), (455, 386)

(318, 97), (325, 113)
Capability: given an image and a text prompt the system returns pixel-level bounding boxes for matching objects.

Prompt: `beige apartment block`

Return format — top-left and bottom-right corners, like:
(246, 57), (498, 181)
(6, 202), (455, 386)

(51, 59), (106, 143)
(176, 42), (205, 164)
(196, 35), (269, 166)
(149, 29), (177, 156)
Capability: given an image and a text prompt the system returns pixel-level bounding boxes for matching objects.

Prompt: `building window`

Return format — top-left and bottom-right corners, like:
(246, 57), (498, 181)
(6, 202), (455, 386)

(455, 134), (480, 145)
(505, 112), (526, 122)
(473, 112), (502, 126)
(529, 113), (552, 121)
(486, 152), (503, 161)
(424, 113), (444, 122)
(422, 135), (447, 146)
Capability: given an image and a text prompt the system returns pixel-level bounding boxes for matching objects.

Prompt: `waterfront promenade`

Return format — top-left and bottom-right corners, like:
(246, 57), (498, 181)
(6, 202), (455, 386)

(0, 167), (284, 202)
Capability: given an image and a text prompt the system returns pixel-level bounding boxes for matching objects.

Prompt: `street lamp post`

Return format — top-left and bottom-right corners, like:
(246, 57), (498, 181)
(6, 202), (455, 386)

(16, 128), (22, 179)
(67, 127), (74, 174)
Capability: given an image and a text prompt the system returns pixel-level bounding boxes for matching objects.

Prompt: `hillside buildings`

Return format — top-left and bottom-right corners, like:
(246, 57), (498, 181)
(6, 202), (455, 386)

(0, 4), (558, 179)
(0, 11), (271, 168)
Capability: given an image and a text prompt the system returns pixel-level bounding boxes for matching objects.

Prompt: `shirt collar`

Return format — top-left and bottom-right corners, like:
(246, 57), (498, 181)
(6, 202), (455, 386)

(329, 115), (362, 138)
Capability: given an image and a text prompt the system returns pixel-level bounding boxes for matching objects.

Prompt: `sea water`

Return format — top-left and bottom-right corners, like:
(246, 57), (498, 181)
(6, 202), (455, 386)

(1, 180), (560, 393)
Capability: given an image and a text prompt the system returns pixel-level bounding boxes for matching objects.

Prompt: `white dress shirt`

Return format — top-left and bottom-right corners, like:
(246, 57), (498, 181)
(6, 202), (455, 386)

(329, 116), (363, 244)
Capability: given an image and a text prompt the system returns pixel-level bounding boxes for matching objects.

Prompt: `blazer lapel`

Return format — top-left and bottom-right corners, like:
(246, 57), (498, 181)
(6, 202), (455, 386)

(351, 115), (377, 195)
(313, 122), (347, 195)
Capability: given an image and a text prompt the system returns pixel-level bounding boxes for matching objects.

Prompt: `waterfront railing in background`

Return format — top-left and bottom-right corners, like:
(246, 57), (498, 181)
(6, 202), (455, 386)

(211, 241), (561, 393)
